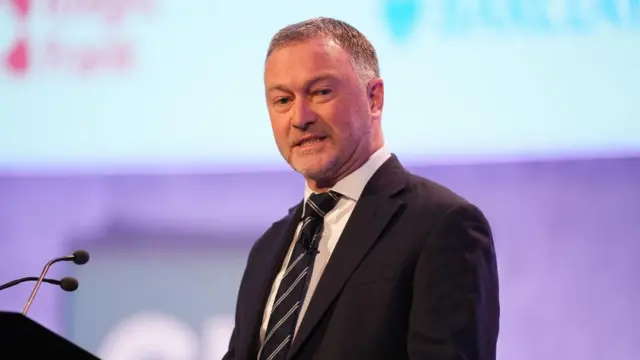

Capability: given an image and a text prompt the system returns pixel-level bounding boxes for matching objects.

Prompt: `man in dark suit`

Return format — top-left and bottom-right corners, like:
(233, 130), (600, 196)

(223, 17), (499, 360)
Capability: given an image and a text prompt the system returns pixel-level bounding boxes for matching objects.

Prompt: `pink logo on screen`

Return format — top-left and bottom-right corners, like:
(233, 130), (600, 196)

(2, 0), (30, 76)
(1, 0), (155, 79)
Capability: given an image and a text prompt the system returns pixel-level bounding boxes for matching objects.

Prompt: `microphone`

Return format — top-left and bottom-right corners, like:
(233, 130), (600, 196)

(0, 276), (79, 292)
(22, 250), (90, 315)
(301, 234), (320, 254)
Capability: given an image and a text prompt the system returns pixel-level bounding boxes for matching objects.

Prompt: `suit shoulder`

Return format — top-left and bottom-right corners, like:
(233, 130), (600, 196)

(399, 173), (493, 247)
(404, 172), (470, 208)
(404, 171), (491, 227)
(402, 172), (489, 220)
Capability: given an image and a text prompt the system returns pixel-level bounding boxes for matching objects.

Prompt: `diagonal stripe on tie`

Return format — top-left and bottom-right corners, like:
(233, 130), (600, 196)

(271, 267), (308, 313)
(258, 191), (341, 360)
(266, 335), (292, 360)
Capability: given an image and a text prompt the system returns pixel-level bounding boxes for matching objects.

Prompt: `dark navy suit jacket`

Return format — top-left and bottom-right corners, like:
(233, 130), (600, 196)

(222, 155), (499, 360)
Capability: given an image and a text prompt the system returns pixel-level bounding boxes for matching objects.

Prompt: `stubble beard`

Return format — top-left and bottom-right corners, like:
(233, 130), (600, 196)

(297, 131), (372, 188)
(293, 147), (340, 184)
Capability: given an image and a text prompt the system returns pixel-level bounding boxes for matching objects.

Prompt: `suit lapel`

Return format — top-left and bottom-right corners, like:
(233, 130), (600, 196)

(287, 155), (408, 358)
(243, 203), (303, 359)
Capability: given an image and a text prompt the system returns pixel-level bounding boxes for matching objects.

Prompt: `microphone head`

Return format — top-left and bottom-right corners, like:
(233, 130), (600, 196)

(59, 277), (79, 292)
(72, 250), (90, 265)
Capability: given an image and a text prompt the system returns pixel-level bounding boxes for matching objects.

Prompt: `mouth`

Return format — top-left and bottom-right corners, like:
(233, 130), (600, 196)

(294, 135), (328, 148)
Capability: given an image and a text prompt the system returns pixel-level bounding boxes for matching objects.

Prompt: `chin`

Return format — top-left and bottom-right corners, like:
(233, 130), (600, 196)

(294, 157), (336, 180)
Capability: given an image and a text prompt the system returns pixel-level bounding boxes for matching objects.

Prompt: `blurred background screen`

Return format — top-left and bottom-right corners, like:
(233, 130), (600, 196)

(1, 0), (638, 171)
(1, 1), (638, 359)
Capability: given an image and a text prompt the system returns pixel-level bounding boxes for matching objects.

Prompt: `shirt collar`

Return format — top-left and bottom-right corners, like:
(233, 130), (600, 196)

(304, 146), (392, 202)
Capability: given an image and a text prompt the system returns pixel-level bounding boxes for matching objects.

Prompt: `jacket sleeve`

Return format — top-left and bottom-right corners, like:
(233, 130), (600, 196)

(408, 202), (500, 360)
(221, 326), (237, 360)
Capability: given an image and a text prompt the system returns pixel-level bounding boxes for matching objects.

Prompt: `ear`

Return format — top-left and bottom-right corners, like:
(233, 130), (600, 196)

(367, 78), (384, 120)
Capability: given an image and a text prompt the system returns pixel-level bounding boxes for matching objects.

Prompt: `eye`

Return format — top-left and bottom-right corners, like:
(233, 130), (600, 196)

(274, 97), (291, 105)
(314, 88), (332, 96)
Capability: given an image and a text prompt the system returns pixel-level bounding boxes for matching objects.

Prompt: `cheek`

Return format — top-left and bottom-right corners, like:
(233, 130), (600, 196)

(270, 118), (290, 147)
(328, 103), (365, 140)
(316, 103), (350, 134)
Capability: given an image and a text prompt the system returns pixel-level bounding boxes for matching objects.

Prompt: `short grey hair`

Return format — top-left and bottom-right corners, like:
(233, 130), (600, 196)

(266, 17), (380, 83)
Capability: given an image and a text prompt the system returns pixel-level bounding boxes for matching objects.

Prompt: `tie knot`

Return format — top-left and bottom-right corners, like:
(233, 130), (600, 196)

(303, 191), (341, 219)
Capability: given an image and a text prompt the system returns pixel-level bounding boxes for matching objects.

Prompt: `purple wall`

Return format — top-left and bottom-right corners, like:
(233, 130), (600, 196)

(1, 155), (639, 359)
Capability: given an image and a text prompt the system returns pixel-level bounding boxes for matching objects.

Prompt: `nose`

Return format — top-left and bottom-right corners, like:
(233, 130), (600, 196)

(291, 100), (316, 131)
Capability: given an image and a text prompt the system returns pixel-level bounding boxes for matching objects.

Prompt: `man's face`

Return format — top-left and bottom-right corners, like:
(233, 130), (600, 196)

(264, 38), (383, 183)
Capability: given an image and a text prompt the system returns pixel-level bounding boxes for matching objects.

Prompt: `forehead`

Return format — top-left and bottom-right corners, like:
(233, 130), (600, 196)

(264, 38), (356, 86)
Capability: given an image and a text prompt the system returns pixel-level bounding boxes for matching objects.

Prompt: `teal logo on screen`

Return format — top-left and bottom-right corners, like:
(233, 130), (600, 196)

(382, 0), (639, 38)
(383, 0), (422, 40)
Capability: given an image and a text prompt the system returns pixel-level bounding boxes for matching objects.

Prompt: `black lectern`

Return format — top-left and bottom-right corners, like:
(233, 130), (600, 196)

(0, 311), (100, 359)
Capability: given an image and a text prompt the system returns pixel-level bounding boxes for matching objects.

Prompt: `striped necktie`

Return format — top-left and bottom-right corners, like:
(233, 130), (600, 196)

(258, 191), (341, 360)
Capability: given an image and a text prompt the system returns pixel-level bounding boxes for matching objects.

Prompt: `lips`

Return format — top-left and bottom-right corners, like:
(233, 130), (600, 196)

(294, 135), (327, 147)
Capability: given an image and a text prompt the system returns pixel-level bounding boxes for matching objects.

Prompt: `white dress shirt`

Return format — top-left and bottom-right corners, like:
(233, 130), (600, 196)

(259, 146), (392, 342)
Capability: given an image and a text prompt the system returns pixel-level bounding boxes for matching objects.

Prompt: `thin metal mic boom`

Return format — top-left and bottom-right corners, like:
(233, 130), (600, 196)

(22, 257), (70, 315)
(22, 250), (90, 315)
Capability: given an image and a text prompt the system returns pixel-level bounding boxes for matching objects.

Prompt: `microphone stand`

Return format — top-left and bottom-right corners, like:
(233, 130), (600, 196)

(21, 250), (88, 315)
(23, 258), (63, 315)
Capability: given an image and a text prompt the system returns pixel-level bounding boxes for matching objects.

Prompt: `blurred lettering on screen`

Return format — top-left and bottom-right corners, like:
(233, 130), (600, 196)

(66, 246), (244, 360)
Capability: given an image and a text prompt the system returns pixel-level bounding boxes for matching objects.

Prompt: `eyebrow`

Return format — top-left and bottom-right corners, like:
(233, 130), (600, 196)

(267, 74), (339, 93)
